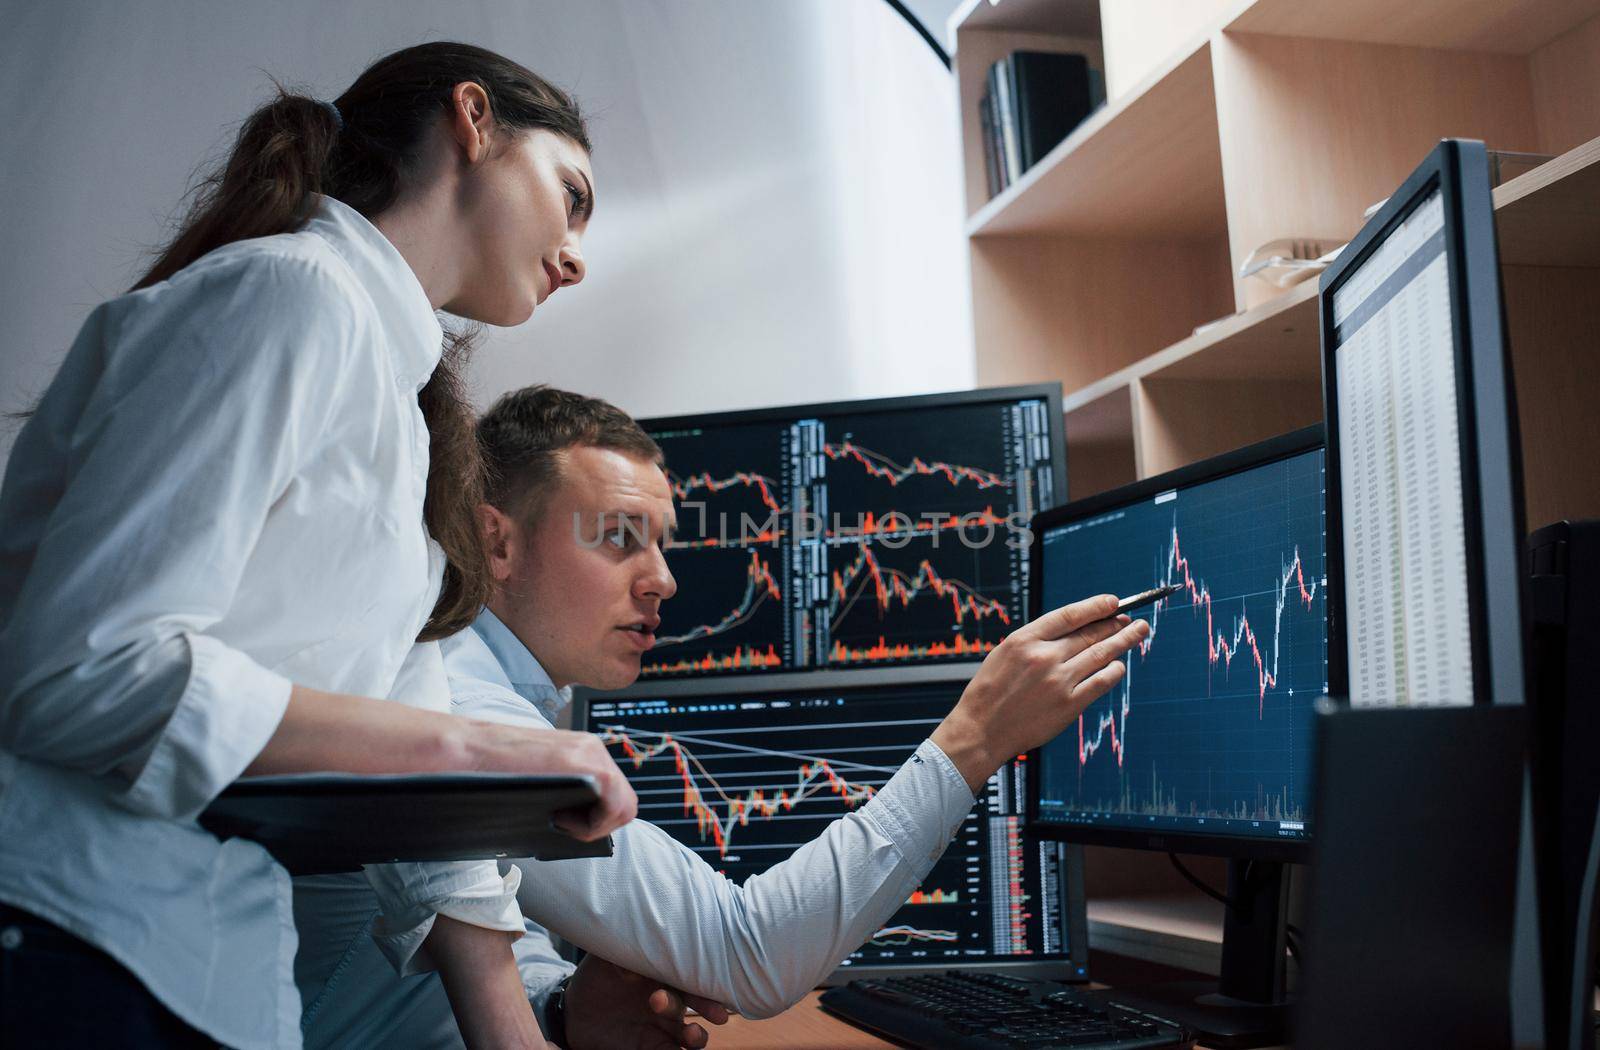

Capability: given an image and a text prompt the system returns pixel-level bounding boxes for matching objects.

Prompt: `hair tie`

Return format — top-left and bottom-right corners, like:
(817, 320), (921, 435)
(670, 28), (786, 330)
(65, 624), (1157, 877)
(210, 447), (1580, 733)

(318, 99), (344, 133)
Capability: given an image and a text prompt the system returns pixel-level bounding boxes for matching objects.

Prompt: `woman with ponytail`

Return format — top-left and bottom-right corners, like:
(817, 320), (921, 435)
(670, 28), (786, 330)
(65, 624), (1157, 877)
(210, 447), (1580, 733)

(0, 42), (633, 1048)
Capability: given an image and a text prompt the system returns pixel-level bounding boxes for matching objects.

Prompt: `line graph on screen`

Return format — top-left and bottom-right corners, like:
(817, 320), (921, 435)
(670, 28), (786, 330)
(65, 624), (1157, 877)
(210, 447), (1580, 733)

(597, 723), (899, 857)
(1078, 523), (1319, 773)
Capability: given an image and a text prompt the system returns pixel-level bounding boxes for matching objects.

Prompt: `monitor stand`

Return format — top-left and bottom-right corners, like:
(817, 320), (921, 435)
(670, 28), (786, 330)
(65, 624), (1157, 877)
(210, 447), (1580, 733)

(1103, 859), (1291, 1050)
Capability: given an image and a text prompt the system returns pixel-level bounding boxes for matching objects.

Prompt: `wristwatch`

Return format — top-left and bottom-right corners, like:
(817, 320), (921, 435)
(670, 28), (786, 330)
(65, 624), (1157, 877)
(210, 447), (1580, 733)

(543, 975), (571, 1046)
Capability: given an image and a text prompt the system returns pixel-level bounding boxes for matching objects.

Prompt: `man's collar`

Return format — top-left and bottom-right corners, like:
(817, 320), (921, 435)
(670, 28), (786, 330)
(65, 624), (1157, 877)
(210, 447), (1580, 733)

(469, 607), (570, 718)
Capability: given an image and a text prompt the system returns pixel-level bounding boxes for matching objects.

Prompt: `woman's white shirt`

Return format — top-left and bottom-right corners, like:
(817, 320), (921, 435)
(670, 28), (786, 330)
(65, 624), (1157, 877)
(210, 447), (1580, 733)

(0, 196), (517, 1050)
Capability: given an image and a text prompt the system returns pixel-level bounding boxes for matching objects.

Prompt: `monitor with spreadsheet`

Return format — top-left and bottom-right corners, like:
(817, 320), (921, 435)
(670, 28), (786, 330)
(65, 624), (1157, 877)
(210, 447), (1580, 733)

(575, 672), (1090, 981)
(635, 385), (1065, 680)
(1319, 138), (1526, 708)
(1028, 427), (1327, 862)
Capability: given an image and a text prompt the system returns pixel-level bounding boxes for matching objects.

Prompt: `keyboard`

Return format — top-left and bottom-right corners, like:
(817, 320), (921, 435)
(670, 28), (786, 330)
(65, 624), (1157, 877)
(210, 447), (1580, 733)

(819, 971), (1191, 1049)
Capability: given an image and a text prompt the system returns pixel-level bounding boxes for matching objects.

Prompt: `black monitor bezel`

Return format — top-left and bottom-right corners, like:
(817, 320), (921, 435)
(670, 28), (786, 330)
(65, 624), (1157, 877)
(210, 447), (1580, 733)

(1317, 138), (1527, 708)
(1025, 425), (1326, 863)
(570, 674), (1092, 983)
(640, 381), (1068, 521)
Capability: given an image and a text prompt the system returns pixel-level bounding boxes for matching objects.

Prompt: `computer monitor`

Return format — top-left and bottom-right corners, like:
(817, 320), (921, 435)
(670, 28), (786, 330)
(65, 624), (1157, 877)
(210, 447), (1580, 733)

(1318, 140), (1547, 1046)
(575, 671), (1091, 982)
(1028, 426), (1326, 863)
(637, 385), (1066, 679)
(1319, 138), (1526, 709)
(1027, 426), (1327, 1047)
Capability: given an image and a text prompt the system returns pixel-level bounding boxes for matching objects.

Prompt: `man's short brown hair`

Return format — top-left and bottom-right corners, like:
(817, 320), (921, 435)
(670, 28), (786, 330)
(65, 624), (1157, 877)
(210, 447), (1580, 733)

(477, 385), (665, 522)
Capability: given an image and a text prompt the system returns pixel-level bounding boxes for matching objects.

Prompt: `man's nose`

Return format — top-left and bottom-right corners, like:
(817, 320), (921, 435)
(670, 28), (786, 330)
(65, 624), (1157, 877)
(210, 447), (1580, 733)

(640, 545), (677, 600)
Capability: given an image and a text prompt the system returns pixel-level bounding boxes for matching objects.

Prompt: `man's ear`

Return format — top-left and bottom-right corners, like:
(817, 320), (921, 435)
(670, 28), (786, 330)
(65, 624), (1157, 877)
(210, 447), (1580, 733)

(477, 502), (519, 583)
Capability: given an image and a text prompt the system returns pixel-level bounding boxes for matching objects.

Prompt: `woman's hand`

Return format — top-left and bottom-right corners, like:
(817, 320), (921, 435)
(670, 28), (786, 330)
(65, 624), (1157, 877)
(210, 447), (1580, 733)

(247, 688), (638, 841)
(931, 593), (1150, 793)
(458, 722), (638, 841)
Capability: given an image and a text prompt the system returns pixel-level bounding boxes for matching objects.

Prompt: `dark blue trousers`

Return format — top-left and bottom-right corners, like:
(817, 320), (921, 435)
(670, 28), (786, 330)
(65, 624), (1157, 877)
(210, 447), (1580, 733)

(0, 904), (216, 1048)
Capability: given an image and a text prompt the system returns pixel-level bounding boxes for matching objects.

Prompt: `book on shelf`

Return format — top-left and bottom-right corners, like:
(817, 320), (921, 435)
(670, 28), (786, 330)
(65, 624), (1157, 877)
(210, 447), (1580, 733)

(979, 87), (1001, 199)
(979, 58), (1017, 190)
(980, 50), (1103, 200)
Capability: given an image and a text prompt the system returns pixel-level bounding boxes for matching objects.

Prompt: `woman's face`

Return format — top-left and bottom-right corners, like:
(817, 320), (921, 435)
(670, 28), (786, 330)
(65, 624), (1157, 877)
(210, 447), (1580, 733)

(451, 127), (594, 326)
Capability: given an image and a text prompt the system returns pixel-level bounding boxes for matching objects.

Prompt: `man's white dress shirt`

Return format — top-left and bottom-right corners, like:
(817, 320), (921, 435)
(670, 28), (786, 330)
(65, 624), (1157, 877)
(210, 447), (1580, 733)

(295, 606), (977, 1046)
(0, 197), (518, 1050)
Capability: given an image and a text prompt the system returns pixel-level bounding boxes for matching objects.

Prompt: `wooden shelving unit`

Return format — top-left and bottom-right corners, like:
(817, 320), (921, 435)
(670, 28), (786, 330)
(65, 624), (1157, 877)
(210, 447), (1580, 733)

(965, 37), (1225, 240)
(951, 0), (1600, 517)
(948, 0), (1600, 945)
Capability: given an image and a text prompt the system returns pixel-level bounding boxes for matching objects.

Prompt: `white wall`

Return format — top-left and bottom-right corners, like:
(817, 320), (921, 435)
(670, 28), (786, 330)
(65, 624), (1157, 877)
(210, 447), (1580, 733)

(0, 0), (972, 461)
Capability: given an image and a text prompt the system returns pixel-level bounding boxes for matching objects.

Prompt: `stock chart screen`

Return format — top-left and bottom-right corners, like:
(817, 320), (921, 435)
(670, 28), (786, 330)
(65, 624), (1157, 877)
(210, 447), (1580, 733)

(643, 393), (1059, 678)
(585, 682), (1079, 969)
(1035, 446), (1327, 845)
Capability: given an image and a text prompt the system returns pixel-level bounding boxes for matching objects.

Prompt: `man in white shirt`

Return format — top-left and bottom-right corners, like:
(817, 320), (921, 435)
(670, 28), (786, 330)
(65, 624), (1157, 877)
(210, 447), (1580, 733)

(461, 386), (1148, 1043)
(298, 386), (1147, 1048)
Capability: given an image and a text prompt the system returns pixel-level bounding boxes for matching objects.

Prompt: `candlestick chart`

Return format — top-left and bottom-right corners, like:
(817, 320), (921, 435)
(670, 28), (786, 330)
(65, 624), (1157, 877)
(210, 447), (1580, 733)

(1035, 446), (1327, 843)
(585, 681), (1077, 967)
(641, 396), (1057, 677)
(823, 539), (1014, 666)
(641, 547), (787, 677)
(819, 402), (1045, 529)
(652, 421), (786, 550)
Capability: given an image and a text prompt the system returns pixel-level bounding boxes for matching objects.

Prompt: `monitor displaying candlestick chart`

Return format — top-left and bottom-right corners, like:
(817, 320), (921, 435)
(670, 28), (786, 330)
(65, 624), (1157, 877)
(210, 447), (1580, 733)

(640, 386), (1064, 679)
(581, 678), (1088, 977)
(1030, 427), (1327, 857)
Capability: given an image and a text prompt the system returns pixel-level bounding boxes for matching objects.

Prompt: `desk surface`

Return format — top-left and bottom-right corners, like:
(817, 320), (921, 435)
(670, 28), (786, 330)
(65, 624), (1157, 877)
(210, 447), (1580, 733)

(716, 989), (1287, 1050)
(717, 991), (890, 1049)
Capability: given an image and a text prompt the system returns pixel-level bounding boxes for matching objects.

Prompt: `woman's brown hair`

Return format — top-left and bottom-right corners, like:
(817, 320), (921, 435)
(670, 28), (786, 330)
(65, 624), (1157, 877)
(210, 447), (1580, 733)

(131, 42), (591, 641)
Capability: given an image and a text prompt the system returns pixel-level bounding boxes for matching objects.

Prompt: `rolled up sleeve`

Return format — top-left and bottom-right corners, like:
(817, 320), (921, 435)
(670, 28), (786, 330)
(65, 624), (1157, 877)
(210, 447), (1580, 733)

(364, 860), (527, 977)
(0, 255), (360, 822)
(510, 737), (977, 1019)
(123, 635), (294, 820)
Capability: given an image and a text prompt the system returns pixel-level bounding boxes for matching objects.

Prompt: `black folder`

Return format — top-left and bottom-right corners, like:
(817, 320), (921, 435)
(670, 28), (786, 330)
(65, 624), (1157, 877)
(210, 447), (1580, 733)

(199, 772), (613, 875)
(1010, 51), (1093, 172)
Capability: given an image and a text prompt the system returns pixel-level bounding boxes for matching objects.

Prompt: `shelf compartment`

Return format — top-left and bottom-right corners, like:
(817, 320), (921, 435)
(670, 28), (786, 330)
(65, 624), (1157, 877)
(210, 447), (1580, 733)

(972, 233), (1235, 394)
(1134, 373), (1322, 479)
(1211, 30), (1543, 310)
(1143, 280), (1318, 383)
(952, 18), (1107, 218)
(1494, 132), (1600, 267)
(1063, 385), (1137, 501)
(1049, 282), (1318, 481)
(965, 37), (1227, 240)
(1058, 279), (1318, 417)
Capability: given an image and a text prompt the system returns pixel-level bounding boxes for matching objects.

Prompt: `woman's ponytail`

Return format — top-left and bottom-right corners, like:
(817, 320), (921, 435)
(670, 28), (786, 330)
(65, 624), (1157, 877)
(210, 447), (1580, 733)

(133, 90), (341, 290)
